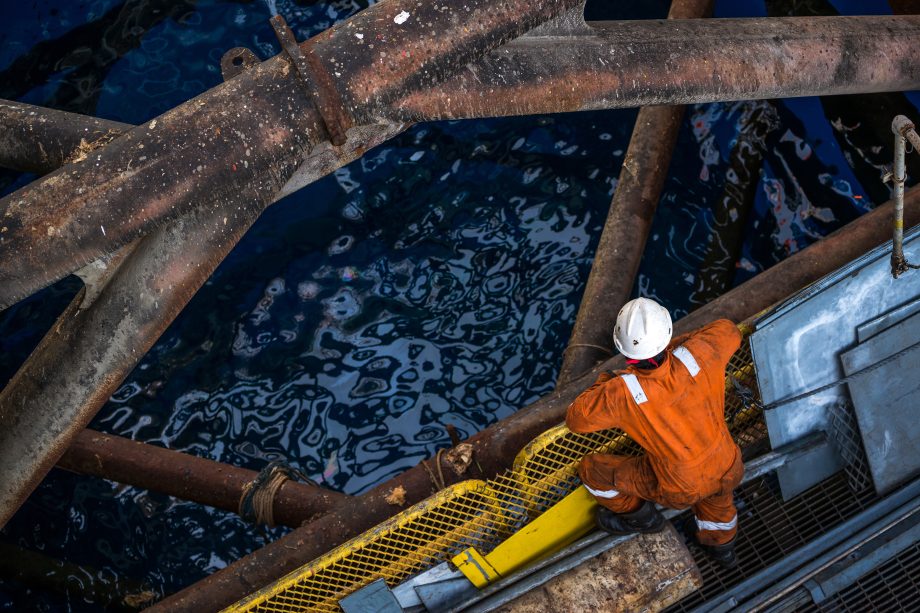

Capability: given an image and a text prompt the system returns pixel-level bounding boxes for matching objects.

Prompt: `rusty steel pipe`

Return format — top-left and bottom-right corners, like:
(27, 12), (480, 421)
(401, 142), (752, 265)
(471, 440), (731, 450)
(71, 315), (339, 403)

(556, 0), (713, 387)
(0, 114), (405, 529)
(0, 51), (321, 312)
(3, 14), (918, 310)
(394, 16), (920, 121)
(0, 101), (131, 174)
(693, 101), (778, 305)
(57, 430), (349, 528)
(0, 0), (582, 310)
(153, 188), (920, 611)
(0, 205), (266, 530)
(0, 108), (393, 531)
(3, 14), (919, 310)
(0, 0), (581, 521)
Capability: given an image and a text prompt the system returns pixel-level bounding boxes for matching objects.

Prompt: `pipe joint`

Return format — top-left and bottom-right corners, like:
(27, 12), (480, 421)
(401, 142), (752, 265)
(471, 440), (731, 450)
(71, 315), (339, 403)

(270, 15), (354, 146)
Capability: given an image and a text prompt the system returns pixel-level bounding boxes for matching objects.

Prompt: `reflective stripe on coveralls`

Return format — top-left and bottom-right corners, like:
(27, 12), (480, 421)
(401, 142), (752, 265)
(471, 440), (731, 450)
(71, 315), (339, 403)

(620, 344), (699, 406)
(566, 319), (745, 547)
(621, 374), (648, 404)
(583, 483), (620, 499)
(672, 345), (701, 376)
(696, 515), (737, 532)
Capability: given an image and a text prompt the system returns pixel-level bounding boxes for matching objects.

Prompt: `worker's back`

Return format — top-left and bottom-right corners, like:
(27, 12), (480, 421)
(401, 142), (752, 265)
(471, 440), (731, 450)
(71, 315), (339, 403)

(568, 309), (745, 562)
(615, 319), (741, 465)
(567, 319), (742, 496)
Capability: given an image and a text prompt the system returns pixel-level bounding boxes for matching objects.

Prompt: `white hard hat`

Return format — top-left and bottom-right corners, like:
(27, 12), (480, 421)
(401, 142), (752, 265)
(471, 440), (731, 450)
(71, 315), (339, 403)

(613, 298), (673, 360)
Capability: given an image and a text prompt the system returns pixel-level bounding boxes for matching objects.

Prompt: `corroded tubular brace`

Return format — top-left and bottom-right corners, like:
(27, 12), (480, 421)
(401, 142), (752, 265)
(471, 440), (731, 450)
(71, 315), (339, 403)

(394, 16), (920, 120)
(152, 187), (920, 612)
(2, 15), (918, 309)
(0, 101), (131, 174)
(0, 101), (406, 530)
(0, 0), (583, 310)
(2, 0), (582, 530)
(2, 13), (918, 311)
(58, 430), (349, 528)
(556, 0), (713, 387)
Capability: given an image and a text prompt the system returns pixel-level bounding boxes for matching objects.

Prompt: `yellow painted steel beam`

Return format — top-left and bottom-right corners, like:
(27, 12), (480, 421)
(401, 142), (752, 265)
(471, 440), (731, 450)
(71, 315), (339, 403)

(453, 486), (597, 588)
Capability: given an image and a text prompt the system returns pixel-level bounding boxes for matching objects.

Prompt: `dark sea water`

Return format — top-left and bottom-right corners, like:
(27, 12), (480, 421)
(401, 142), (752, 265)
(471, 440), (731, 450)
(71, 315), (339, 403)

(0, 0), (915, 609)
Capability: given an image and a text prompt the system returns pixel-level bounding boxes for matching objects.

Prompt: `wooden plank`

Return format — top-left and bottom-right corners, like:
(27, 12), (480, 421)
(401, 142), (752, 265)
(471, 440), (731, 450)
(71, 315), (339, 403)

(497, 523), (701, 612)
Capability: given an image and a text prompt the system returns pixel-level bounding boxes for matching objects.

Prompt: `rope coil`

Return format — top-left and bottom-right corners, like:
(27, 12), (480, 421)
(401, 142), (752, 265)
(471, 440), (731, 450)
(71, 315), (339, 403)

(422, 449), (448, 491)
(238, 460), (318, 527)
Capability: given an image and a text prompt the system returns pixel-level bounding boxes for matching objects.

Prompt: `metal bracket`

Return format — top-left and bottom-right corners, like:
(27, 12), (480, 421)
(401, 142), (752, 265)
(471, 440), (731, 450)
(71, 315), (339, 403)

(339, 578), (402, 613)
(803, 578), (827, 604)
(221, 47), (260, 81)
(270, 15), (353, 146)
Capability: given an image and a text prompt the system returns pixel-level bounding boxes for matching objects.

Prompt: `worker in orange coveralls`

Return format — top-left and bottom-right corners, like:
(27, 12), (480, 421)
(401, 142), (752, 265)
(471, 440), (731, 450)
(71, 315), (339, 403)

(566, 297), (744, 568)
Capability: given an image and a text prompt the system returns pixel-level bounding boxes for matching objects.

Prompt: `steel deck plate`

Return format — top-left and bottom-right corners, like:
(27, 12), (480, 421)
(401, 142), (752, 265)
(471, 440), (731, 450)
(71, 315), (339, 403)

(751, 225), (920, 500)
(841, 311), (920, 495)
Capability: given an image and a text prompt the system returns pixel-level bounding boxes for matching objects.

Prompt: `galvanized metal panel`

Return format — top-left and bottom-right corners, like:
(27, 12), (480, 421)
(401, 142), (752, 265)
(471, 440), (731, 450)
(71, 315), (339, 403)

(416, 577), (478, 612)
(339, 578), (402, 613)
(856, 294), (920, 343)
(392, 562), (470, 610)
(769, 436), (842, 502)
(841, 311), (920, 495)
(750, 225), (920, 500)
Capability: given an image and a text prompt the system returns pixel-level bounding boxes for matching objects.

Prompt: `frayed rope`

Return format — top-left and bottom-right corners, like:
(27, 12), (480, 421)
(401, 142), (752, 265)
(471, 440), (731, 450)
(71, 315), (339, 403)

(238, 460), (317, 527)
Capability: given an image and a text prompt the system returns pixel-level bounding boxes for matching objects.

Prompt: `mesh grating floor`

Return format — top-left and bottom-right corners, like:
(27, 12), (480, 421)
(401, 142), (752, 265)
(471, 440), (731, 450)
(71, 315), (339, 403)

(794, 541), (920, 612)
(664, 458), (880, 611)
(664, 387), (893, 612)
(828, 400), (874, 495)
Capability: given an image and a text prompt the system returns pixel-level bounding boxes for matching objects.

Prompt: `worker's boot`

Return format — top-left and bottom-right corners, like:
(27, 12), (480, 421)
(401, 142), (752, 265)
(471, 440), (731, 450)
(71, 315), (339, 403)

(684, 518), (738, 569)
(706, 539), (738, 569)
(595, 501), (665, 536)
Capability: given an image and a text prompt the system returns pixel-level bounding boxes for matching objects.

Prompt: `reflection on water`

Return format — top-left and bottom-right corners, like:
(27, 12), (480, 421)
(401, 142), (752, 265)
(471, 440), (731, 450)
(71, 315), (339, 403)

(98, 114), (629, 499)
(0, 0), (914, 609)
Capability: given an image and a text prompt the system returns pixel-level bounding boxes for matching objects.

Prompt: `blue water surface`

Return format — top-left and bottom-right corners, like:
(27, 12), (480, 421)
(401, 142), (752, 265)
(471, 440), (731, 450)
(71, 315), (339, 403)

(0, 0), (914, 609)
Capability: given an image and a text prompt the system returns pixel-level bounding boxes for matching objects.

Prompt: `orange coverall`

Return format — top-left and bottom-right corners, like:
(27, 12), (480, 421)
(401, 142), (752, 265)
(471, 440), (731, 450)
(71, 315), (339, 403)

(566, 319), (744, 546)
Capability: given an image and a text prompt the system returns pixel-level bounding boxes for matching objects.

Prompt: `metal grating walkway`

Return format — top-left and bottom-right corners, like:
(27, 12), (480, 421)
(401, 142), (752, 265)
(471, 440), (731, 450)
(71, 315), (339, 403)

(663, 379), (899, 612)
(664, 472), (879, 611)
(795, 541), (920, 612)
